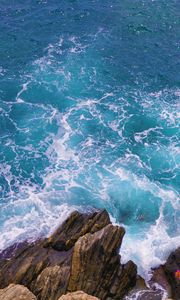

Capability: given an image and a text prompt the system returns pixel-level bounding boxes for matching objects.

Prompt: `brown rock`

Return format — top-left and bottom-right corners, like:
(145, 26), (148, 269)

(32, 265), (70, 300)
(0, 209), (137, 300)
(0, 284), (37, 300)
(0, 240), (71, 290)
(68, 224), (137, 299)
(45, 209), (110, 251)
(58, 291), (100, 300)
(152, 265), (172, 297)
(124, 274), (149, 299)
(0, 210), (112, 300)
(0, 210), (109, 284)
(135, 275), (148, 290)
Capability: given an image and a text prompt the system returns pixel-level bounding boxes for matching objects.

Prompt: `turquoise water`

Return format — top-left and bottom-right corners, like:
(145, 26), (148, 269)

(0, 0), (179, 276)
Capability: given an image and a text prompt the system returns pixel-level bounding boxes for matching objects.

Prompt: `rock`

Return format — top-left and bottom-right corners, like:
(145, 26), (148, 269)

(58, 291), (100, 300)
(163, 247), (180, 300)
(151, 265), (172, 297)
(32, 265), (70, 300)
(68, 224), (137, 299)
(0, 209), (137, 300)
(130, 290), (165, 300)
(124, 275), (149, 299)
(150, 247), (180, 300)
(0, 239), (72, 291)
(0, 284), (37, 300)
(124, 272), (170, 300)
(135, 275), (148, 290)
(0, 210), (110, 292)
(45, 209), (110, 251)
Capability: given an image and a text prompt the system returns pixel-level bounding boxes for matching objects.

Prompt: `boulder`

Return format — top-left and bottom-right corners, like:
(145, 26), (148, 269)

(58, 291), (100, 300)
(0, 284), (37, 300)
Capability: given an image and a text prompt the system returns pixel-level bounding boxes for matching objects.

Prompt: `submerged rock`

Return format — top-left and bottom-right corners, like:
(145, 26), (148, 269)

(0, 209), (137, 300)
(0, 284), (37, 300)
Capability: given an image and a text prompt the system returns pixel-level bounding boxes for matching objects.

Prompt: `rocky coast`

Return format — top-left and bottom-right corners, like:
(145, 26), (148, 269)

(0, 210), (179, 300)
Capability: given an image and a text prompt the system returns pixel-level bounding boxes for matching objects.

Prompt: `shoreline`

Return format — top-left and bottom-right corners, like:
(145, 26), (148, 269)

(0, 209), (179, 300)
(0, 210), (177, 282)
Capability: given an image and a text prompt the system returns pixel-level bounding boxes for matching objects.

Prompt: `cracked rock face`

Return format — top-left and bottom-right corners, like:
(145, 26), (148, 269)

(0, 210), (137, 300)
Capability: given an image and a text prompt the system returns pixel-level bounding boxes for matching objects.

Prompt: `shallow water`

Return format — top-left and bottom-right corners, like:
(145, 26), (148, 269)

(0, 0), (179, 277)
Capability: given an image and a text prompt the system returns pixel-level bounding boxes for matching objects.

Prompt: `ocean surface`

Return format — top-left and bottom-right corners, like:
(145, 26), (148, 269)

(0, 0), (179, 277)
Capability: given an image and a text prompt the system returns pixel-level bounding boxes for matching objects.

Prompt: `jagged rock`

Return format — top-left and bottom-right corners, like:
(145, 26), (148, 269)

(59, 291), (100, 300)
(68, 224), (137, 299)
(0, 210), (110, 293)
(0, 209), (137, 300)
(0, 284), (37, 300)
(32, 265), (70, 300)
(0, 239), (71, 290)
(44, 210), (110, 251)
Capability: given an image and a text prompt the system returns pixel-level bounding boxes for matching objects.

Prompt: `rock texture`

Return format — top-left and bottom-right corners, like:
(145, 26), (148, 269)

(0, 209), (137, 300)
(59, 291), (100, 300)
(0, 284), (37, 300)
(68, 224), (136, 299)
(45, 210), (111, 251)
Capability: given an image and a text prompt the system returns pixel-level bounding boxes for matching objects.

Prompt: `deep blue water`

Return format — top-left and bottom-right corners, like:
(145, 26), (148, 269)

(0, 0), (179, 276)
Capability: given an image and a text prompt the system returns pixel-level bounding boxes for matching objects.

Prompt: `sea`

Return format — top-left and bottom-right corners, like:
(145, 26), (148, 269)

(0, 0), (179, 278)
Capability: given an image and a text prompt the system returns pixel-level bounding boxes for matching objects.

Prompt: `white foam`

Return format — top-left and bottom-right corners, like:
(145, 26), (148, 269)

(120, 218), (180, 279)
(0, 184), (74, 251)
(1, 35), (179, 284)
